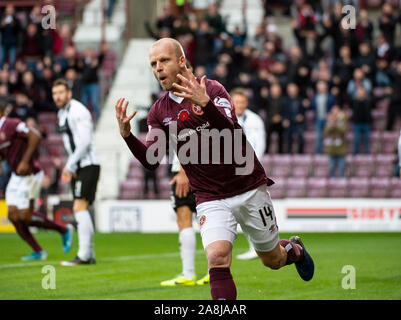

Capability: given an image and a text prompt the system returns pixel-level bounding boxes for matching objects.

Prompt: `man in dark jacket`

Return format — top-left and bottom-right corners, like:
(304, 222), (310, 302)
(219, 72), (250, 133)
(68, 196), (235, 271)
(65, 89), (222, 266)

(352, 87), (372, 154)
(265, 83), (286, 154)
(386, 61), (401, 131)
(282, 83), (305, 154)
(0, 5), (20, 70)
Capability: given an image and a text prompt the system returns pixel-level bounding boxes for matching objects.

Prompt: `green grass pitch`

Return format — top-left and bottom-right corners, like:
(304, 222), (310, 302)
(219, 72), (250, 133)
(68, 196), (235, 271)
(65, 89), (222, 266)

(0, 232), (400, 300)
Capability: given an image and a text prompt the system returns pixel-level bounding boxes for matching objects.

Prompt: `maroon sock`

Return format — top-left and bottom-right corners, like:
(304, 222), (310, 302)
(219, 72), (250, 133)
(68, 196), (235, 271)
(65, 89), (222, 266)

(30, 211), (67, 234)
(209, 267), (237, 300)
(279, 239), (304, 265)
(11, 220), (42, 252)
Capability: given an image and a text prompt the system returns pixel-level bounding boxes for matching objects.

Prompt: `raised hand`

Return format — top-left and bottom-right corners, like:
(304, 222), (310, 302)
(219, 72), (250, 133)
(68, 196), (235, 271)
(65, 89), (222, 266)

(172, 70), (210, 107)
(115, 98), (137, 138)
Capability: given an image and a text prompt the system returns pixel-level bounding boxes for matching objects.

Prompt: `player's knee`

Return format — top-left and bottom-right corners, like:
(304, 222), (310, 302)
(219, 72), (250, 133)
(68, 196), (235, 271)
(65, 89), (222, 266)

(73, 199), (88, 213)
(206, 248), (230, 268)
(7, 207), (19, 223)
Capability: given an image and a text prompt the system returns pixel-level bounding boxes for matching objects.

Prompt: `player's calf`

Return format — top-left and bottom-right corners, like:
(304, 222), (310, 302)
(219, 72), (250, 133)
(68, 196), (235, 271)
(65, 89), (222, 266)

(256, 243), (287, 270)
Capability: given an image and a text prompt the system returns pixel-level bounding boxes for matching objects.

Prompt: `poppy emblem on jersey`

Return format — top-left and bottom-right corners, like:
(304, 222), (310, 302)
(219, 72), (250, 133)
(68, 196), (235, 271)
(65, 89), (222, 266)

(178, 109), (190, 121)
(191, 104), (204, 115)
(199, 215), (206, 227)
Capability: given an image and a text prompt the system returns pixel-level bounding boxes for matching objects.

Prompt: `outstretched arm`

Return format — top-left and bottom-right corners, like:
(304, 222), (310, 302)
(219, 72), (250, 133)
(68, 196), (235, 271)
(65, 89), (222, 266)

(116, 98), (160, 171)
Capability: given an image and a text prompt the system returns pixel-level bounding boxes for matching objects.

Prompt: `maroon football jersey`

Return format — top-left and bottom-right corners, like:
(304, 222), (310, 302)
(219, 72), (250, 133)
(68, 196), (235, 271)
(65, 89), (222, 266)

(0, 117), (41, 175)
(144, 78), (274, 205)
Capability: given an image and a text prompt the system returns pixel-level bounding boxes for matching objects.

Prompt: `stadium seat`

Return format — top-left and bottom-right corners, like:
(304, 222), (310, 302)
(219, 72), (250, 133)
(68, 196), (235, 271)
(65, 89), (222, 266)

(260, 154), (273, 176)
(127, 166), (144, 179)
(369, 178), (390, 198)
(348, 177), (369, 198)
(381, 132), (399, 154)
(270, 155), (292, 178)
(303, 131), (316, 155)
(312, 155), (330, 178)
(268, 177), (286, 199)
(305, 110), (315, 132)
(353, 155), (374, 178)
(375, 154), (397, 178)
(327, 178), (348, 198)
(291, 155), (312, 178)
(371, 109), (387, 132)
(389, 178), (401, 198)
(306, 177), (328, 197)
(369, 131), (381, 154)
(119, 180), (143, 199)
(285, 178), (306, 198)
(346, 132), (354, 154)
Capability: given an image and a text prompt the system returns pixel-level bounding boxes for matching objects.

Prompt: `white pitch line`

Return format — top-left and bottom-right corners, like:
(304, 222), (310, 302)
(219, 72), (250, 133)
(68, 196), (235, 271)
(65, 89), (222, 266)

(0, 250), (205, 270)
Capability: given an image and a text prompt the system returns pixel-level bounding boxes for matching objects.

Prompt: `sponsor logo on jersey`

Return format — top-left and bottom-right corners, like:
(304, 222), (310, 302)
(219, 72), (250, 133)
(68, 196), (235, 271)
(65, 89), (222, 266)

(191, 104), (204, 115)
(178, 109), (190, 121)
(163, 117), (172, 126)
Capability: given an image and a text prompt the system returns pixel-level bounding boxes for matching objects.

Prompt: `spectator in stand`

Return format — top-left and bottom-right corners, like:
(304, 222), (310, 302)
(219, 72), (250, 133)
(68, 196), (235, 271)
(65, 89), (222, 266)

(386, 61), (401, 131)
(332, 45), (354, 101)
(22, 22), (43, 71)
(9, 93), (36, 121)
(356, 42), (375, 82)
(18, 70), (42, 112)
(0, 5), (20, 70)
(355, 9), (374, 45)
(286, 45), (310, 98)
(156, 5), (175, 33)
(351, 87), (372, 155)
(346, 68), (372, 102)
(194, 20), (215, 77)
(324, 105), (347, 178)
(376, 34), (392, 63)
(265, 83), (285, 154)
(378, 3), (397, 47)
(204, 3), (225, 36)
(374, 58), (392, 89)
(292, 3), (318, 59)
(282, 83), (305, 154)
(309, 80), (337, 154)
(65, 68), (82, 101)
(81, 44), (107, 120)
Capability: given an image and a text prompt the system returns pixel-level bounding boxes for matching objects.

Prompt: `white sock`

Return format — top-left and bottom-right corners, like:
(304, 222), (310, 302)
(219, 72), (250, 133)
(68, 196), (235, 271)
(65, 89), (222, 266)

(75, 210), (94, 261)
(179, 227), (196, 279)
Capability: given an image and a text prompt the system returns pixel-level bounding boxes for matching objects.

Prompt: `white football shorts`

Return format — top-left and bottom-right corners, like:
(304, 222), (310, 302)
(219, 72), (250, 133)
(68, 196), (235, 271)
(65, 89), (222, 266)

(5, 171), (44, 210)
(196, 184), (279, 252)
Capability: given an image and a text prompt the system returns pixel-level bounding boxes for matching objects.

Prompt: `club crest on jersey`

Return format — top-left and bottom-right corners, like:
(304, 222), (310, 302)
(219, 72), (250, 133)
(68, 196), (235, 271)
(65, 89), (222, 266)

(199, 215), (206, 227)
(191, 104), (204, 115)
(178, 109), (190, 121)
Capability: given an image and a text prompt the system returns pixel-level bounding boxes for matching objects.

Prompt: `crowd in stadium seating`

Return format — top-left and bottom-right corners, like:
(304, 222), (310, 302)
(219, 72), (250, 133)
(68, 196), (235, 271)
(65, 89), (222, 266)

(145, 0), (401, 163)
(118, 0), (401, 200)
(0, 3), (115, 198)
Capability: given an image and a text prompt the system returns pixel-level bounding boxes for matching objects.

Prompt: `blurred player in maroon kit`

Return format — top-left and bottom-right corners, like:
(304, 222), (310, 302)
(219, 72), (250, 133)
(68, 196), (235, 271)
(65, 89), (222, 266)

(115, 38), (314, 300)
(0, 104), (73, 261)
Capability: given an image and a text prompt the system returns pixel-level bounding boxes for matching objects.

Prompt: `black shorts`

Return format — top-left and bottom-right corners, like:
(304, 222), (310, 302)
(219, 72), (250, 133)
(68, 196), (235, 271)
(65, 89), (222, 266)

(171, 183), (196, 213)
(71, 165), (100, 204)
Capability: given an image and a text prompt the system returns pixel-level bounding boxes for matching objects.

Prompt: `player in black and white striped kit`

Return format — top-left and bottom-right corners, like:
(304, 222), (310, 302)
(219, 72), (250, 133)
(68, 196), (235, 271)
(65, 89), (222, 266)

(52, 79), (101, 266)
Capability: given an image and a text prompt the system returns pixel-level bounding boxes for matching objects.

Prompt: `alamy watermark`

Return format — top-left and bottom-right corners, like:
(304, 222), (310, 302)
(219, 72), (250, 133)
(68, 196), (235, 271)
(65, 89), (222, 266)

(41, 5), (57, 30)
(341, 265), (356, 290)
(41, 265), (56, 290)
(341, 5), (356, 30)
(145, 120), (255, 175)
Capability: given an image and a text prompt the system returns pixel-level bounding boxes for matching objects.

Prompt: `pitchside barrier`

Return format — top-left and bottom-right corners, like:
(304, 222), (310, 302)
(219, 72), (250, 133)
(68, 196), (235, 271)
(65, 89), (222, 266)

(1, 198), (400, 233)
(95, 199), (401, 233)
